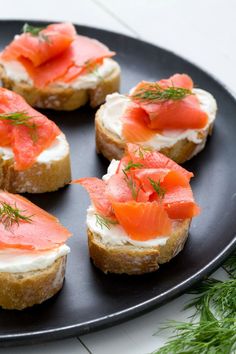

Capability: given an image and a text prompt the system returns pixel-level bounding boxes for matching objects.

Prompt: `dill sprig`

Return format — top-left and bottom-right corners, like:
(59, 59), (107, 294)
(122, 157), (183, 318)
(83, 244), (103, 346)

(0, 111), (38, 142)
(148, 178), (166, 198)
(152, 318), (236, 354)
(185, 278), (236, 319)
(131, 83), (192, 103)
(95, 214), (118, 230)
(123, 160), (143, 172)
(122, 169), (140, 200)
(83, 60), (103, 81)
(0, 201), (33, 230)
(134, 146), (152, 159)
(223, 254), (236, 278)
(22, 23), (49, 43)
(152, 252), (236, 354)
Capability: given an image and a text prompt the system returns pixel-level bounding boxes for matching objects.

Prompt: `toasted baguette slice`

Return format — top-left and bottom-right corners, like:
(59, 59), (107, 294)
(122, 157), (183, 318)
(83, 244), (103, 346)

(88, 219), (190, 275)
(0, 134), (71, 193)
(95, 104), (213, 164)
(0, 255), (66, 310)
(0, 59), (120, 111)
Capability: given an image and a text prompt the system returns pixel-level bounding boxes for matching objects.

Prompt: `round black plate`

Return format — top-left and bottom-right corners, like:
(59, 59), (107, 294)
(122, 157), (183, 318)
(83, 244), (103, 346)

(0, 20), (235, 347)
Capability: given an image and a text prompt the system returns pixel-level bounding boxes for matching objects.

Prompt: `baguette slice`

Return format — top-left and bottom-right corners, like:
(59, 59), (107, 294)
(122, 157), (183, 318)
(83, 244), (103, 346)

(88, 219), (190, 275)
(0, 255), (66, 310)
(0, 134), (71, 193)
(95, 104), (214, 164)
(0, 59), (120, 111)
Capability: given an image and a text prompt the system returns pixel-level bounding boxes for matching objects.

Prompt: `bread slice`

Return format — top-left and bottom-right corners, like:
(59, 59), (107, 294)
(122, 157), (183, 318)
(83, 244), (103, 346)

(88, 219), (190, 275)
(0, 255), (66, 310)
(95, 104), (213, 164)
(0, 59), (120, 111)
(0, 134), (71, 193)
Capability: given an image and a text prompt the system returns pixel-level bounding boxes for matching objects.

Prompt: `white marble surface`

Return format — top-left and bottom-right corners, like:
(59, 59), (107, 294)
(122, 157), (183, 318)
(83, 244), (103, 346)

(0, 1), (235, 353)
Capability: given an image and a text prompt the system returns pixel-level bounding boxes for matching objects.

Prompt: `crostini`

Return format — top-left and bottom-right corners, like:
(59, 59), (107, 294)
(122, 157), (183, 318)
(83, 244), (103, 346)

(0, 87), (71, 193)
(73, 144), (200, 275)
(96, 73), (217, 163)
(0, 22), (120, 111)
(0, 190), (71, 310)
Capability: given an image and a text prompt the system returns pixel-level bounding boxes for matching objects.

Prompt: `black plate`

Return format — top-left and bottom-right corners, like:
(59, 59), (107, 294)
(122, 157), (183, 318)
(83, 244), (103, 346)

(0, 20), (235, 347)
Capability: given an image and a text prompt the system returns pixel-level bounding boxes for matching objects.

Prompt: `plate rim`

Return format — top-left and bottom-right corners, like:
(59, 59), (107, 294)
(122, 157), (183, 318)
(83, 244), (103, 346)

(0, 19), (235, 346)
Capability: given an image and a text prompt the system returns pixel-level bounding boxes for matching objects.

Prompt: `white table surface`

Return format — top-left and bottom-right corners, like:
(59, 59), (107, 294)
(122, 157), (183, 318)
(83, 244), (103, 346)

(0, 1), (235, 353)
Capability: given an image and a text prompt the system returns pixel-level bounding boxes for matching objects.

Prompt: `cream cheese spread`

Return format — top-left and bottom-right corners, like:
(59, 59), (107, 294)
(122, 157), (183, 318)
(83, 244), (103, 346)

(0, 133), (69, 164)
(100, 88), (217, 149)
(0, 244), (70, 273)
(0, 58), (118, 90)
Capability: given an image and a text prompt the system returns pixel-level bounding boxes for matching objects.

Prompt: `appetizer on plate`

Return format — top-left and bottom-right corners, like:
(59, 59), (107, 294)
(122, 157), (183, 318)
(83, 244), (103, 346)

(73, 144), (200, 275)
(0, 190), (71, 310)
(96, 74), (217, 163)
(0, 22), (120, 110)
(0, 87), (71, 193)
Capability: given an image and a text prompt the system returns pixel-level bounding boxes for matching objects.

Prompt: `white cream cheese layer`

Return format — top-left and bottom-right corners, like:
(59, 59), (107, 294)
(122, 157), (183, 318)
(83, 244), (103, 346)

(100, 88), (217, 149)
(0, 58), (118, 90)
(0, 244), (70, 273)
(87, 160), (171, 247)
(0, 133), (69, 164)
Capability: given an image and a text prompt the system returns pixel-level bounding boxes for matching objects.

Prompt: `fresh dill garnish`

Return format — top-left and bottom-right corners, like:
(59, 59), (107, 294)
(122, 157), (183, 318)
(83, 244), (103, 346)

(0, 201), (33, 230)
(131, 83), (192, 103)
(123, 160), (143, 172)
(152, 252), (236, 354)
(95, 214), (117, 230)
(22, 23), (49, 43)
(83, 60), (104, 81)
(0, 111), (38, 142)
(122, 169), (140, 200)
(135, 146), (152, 159)
(185, 278), (236, 319)
(152, 318), (236, 354)
(148, 178), (166, 198)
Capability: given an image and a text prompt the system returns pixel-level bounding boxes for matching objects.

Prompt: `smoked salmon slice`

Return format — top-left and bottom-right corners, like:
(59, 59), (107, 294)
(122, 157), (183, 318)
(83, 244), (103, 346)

(112, 201), (172, 240)
(122, 74), (208, 143)
(122, 104), (158, 142)
(0, 88), (60, 170)
(74, 145), (199, 241)
(126, 143), (193, 180)
(0, 191), (71, 250)
(1, 23), (115, 88)
(73, 178), (113, 217)
(163, 185), (200, 219)
(2, 23), (76, 67)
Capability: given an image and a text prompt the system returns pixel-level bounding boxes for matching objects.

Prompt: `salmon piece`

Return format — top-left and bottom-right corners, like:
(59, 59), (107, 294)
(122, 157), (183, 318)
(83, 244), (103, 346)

(132, 168), (169, 195)
(106, 174), (133, 203)
(2, 23), (76, 67)
(126, 143), (193, 180)
(17, 35), (115, 88)
(112, 201), (172, 240)
(61, 35), (115, 82)
(0, 88), (60, 170)
(0, 191), (71, 250)
(158, 73), (193, 90)
(72, 177), (113, 217)
(125, 74), (208, 135)
(107, 173), (149, 203)
(122, 103), (157, 142)
(163, 185), (200, 219)
(145, 96), (208, 130)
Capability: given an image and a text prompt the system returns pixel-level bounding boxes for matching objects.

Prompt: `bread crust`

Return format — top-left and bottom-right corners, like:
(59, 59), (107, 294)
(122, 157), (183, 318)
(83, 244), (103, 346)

(88, 219), (190, 275)
(95, 104), (213, 164)
(0, 255), (67, 310)
(0, 60), (120, 111)
(0, 148), (71, 193)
